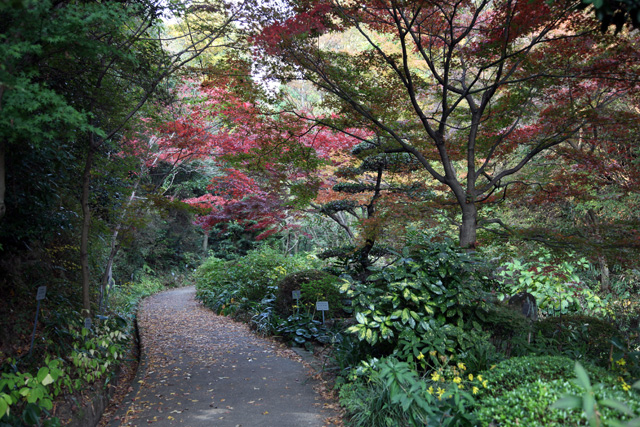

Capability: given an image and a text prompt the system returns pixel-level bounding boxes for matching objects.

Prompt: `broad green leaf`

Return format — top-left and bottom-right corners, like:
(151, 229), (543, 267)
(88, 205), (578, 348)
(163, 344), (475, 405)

(582, 393), (596, 419)
(599, 398), (633, 415)
(574, 362), (591, 389)
(346, 325), (360, 334)
(358, 328), (367, 341)
(40, 398), (53, 411)
(37, 367), (49, 383)
(0, 398), (8, 418)
(550, 395), (582, 409)
(401, 309), (410, 323)
(41, 374), (54, 387)
(365, 328), (373, 342)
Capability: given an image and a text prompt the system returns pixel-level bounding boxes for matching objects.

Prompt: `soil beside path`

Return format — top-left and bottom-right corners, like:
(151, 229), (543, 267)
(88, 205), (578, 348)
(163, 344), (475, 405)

(105, 287), (340, 427)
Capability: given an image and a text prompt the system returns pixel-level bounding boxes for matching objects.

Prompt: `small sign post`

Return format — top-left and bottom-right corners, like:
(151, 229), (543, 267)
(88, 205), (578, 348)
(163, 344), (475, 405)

(29, 286), (47, 357)
(292, 290), (301, 314)
(316, 301), (329, 324)
(84, 317), (92, 330)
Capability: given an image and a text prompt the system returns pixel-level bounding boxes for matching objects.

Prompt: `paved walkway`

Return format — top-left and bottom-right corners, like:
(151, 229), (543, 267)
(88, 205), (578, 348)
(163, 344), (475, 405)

(108, 287), (339, 426)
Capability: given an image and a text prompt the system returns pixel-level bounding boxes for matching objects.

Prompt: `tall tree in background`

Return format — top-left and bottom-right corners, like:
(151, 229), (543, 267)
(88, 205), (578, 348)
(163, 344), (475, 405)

(0, 0), (243, 316)
(496, 94), (640, 289)
(251, 0), (640, 249)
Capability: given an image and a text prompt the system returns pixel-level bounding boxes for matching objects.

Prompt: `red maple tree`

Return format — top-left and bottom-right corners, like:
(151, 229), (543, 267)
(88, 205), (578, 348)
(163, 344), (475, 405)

(250, 0), (640, 250)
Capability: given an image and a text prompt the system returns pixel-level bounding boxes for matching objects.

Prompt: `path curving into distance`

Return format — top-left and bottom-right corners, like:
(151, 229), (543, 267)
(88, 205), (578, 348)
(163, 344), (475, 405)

(106, 287), (339, 426)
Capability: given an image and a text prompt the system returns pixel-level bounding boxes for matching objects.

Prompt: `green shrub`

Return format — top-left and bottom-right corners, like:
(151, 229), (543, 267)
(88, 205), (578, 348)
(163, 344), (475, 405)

(476, 376), (639, 426)
(301, 275), (344, 318)
(0, 314), (130, 426)
(551, 361), (640, 427)
(534, 315), (623, 367)
(275, 313), (336, 349)
(475, 356), (640, 426)
(339, 357), (477, 426)
(468, 303), (532, 359)
(108, 275), (166, 315)
(275, 269), (341, 317)
(339, 378), (409, 427)
(495, 252), (608, 317)
(343, 237), (494, 363)
(330, 333), (375, 380)
(195, 247), (323, 323)
(473, 355), (612, 400)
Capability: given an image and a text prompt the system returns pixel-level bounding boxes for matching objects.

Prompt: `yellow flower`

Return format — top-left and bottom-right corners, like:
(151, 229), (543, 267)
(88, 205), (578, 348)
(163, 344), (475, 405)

(617, 359), (626, 366)
(458, 384), (464, 389)
(417, 352), (425, 361)
(482, 380), (488, 388)
(472, 386), (480, 395)
(468, 374), (474, 381)
(457, 362), (466, 371)
(477, 375), (483, 381)
(619, 377), (631, 391)
(429, 350), (437, 356)
(453, 376), (462, 384)
(437, 387), (445, 396)
(431, 372), (441, 382)
(427, 386), (434, 395)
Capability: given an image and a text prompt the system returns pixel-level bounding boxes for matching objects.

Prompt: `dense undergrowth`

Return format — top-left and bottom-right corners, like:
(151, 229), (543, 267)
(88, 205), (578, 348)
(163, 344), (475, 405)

(0, 275), (183, 426)
(195, 235), (640, 427)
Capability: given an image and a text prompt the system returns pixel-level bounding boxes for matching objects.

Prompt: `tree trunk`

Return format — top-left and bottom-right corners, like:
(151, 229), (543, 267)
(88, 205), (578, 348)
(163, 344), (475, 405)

(598, 254), (610, 292)
(99, 185), (140, 312)
(202, 231), (209, 253)
(80, 140), (96, 318)
(459, 203), (478, 250)
(586, 209), (610, 292)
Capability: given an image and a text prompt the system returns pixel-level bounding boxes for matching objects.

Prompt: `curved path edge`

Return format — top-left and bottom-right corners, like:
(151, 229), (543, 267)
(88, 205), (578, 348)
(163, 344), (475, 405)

(103, 287), (340, 427)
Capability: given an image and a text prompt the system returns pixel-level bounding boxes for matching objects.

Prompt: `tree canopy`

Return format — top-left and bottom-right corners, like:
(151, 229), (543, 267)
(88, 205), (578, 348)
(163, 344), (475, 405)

(248, 0), (640, 250)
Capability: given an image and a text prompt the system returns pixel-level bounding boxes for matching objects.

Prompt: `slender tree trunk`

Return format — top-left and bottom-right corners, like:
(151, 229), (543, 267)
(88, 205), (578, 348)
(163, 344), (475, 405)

(80, 139), (96, 318)
(586, 209), (610, 292)
(202, 231), (209, 253)
(99, 184), (140, 312)
(598, 254), (610, 292)
(459, 203), (478, 250)
(357, 166), (384, 279)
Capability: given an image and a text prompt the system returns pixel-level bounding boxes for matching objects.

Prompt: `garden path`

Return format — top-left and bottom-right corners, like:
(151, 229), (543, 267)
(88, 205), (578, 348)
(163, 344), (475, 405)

(105, 287), (339, 426)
